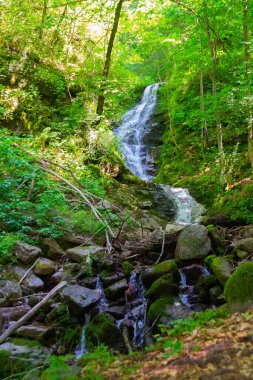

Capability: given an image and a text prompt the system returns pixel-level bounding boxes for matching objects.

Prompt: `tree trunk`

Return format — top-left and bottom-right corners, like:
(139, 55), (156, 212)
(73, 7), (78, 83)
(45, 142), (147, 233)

(96, 0), (124, 117)
(243, 0), (253, 170)
(39, 0), (48, 39)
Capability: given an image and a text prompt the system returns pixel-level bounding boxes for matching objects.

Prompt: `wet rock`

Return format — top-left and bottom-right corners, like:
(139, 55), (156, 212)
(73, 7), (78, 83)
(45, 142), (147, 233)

(234, 238), (253, 254)
(94, 254), (120, 273)
(142, 259), (179, 287)
(147, 296), (177, 323)
(101, 273), (125, 287)
(79, 276), (98, 289)
(66, 246), (103, 263)
(16, 323), (55, 344)
(165, 223), (186, 234)
(34, 258), (56, 276)
(175, 225), (211, 261)
(210, 285), (224, 306)
(42, 238), (64, 259)
(107, 305), (126, 319)
(0, 339), (50, 377)
(86, 313), (124, 350)
(28, 294), (45, 307)
(50, 270), (63, 284)
(0, 280), (22, 302)
(0, 305), (31, 322)
(205, 256), (233, 286)
(194, 274), (217, 293)
(180, 264), (205, 282)
(105, 279), (128, 300)
(145, 273), (178, 301)
(237, 250), (249, 259)
(62, 284), (102, 317)
(14, 242), (41, 264)
(7, 265), (44, 291)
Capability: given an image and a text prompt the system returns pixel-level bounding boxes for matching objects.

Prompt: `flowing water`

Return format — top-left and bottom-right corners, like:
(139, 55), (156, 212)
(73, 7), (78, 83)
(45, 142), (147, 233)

(115, 83), (204, 224)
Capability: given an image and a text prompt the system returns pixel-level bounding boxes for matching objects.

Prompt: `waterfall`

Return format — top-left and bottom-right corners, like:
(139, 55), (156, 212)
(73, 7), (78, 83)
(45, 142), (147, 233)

(115, 83), (204, 224)
(75, 314), (90, 360)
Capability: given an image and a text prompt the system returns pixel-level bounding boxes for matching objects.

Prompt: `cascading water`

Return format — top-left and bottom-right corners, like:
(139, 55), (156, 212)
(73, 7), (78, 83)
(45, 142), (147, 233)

(115, 83), (204, 224)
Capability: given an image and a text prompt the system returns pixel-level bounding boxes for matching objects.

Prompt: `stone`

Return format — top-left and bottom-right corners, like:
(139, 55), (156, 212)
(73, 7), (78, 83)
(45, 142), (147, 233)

(105, 279), (128, 300)
(16, 323), (55, 343)
(147, 296), (181, 323)
(86, 313), (124, 350)
(0, 305), (31, 321)
(0, 280), (22, 302)
(122, 262), (134, 276)
(107, 305), (126, 319)
(63, 233), (92, 245)
(145, 273), (178, 301)
(50, 270), (63, 284)
(175, 225), (211, 261)
(101, 273), (125, 288)
(7, 265), (44, 291)
(205, 256), (233, 286)
(237, 250), (249, 260)
(210, 285), (224, 305)
(194, 274), (217, 293)
(142, 259), (179, 287)
(66, 245), (103, 263)
(42, 238), (64, 259)
(224, 262), (253, 312)
(180, 264), (206, 282)
(62, 284), (102, 317)
(165, 223), (186, 234)
(14, 242), (41, 264)
(34, 258), (56, 276)
(79, 276), (98, 289)
(234, 238), (253, 254)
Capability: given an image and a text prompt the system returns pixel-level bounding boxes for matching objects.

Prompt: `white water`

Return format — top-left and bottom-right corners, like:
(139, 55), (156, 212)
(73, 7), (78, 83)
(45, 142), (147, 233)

(115, 84), (204, 224)
(75, 314), (90, 360)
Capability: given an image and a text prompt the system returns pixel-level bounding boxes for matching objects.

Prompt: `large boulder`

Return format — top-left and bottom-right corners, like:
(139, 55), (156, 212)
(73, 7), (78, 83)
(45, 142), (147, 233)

(14, 242), (41, 264)
(62, 284), (102, 317)
(175, 225), (211, 261)
(42, 238), (64, 259)
(66, 246), (103, 263)
(205, 256), (233, 286)
(16, 323), (55, 344)
(34, 258), (56, 276)
(224, 262), (253, 312)
(7, 265), (44, 291)
(234, 238), (253, 254)
(0, 281), (22, 302)
(145, 273), (178, 301)
(142, 259), (179, 287)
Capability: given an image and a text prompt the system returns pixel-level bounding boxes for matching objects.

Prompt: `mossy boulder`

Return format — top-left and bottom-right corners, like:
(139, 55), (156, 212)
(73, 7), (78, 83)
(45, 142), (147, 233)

(224, 262), (253, 312)
(86, 313), (123, 350)
(34, 258), (56, 276)
(145, 273), (178, 301)
(234, 238), (253, 254)
(142, 259), (179, 287)
(175, 225), (211, 261)
(122, 261), (134, 276)
(204, 255), (233, 286)
(147, 296), (174, 323)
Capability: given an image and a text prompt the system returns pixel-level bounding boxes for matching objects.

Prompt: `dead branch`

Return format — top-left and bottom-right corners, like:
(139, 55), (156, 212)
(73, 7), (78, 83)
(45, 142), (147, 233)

(0, 281), (66, 344)
(18, 258), (40, 285)
(155, 228), (166, 265)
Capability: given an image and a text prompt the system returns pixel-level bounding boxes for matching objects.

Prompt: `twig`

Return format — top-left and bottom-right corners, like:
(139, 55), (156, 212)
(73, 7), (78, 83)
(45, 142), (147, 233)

(2, 366), (44, 380)
(155, 229), (166, 265)
(0, 281), (66, 344)
(18, 258), (40, 285)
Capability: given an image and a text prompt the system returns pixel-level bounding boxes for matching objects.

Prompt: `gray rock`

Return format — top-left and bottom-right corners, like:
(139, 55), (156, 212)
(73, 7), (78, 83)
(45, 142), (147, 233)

(175, 225), (211, 260)
(165, 223), (186, 234)
(7, 265), (44, 291)
(42, 238), (64, 259)
(105, 279), (128, 300)
(234, 238), (253, 254)
(0, 280), (22, 301)
(63, 233), (92, 245)
(14, 242), (41, 264)
(62, 284), (102, 317)
(34, 258), (56, 276)
(0, 305), (31, 321)
(66, 245), (103, 263)
(16, 323), (55, 343)
(107, 305), (126, 319)
(101, 273), (125, 287)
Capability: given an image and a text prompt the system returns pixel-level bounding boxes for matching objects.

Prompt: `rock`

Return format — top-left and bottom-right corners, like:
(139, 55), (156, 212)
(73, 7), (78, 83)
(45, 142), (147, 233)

(50, 270), (63, 284)
(86, 313), (124, 350)
(122, 261), (134, 276)
(234, 238), (253, 254)
(0, 280), (22, 302)
(210, 285), (224, 306)
(34, 258), (56, 276)
(62, 284), (102, 317)
(0, 339), (50, 378)
(237, 250), (249, 259)
(147, 296), (177, 323)
(180, 264), (206, 282)
(28, 294), (45, 308)
(194, 274), (217, 293)
(145, 273), (178, 301)
(79, 276), (98, 289)
(7, 265), (44, 291)
(0, 305), (31, 322)
(107, 305), (126, 319)
(205, 256), (233, 286)
(142, 259), (179, 287)
(105, 279), (128, 300)
(141, 217), (162, 231)
(66, 246), (103, 263)
(42, 238), (64, 259)
(204, 213), (238, 227)
(224, 262), (253, 312)
(175, 225), (211, 261)
(165, 223), (186, 234)
(101, 273), (125, 288)
(63, 233), (92, 245)
(16, 323), (55, 344)
(94, 254), (120, 273)
(14, 242), (41, 264)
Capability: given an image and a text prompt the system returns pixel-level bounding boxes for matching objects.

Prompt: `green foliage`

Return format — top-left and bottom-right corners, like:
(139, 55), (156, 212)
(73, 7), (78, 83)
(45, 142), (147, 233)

(40, 355), (79, 380)
(0, 232), (22, 264)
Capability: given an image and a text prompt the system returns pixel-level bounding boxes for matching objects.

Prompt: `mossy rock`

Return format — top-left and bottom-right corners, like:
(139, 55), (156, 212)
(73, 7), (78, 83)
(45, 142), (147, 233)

(142, 259), (179, 287)
(204, 255), (233, 286)
(86, 313), (123, 350)
(147, 296), (174, 323)
(194, 274), (217, 293)
(145, 273), (178, 301)
(122, 261), (134, 276)
(224, 262), (253, 312)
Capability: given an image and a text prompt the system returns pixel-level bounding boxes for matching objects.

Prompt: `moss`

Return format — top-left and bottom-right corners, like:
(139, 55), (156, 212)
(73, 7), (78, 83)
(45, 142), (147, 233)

(0, 350), (10, 378)
(85, 313), (123, 350)
(224, 262), (253, 312)
(154, 260), (178, 277)
(40, 355), (79, 380)
(145, 273), (178, 301)
(11, 338), (42, 348)
(148, 296), (174, 322)
(204, 255), (233, 286)
(122, 261), (134, 276)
